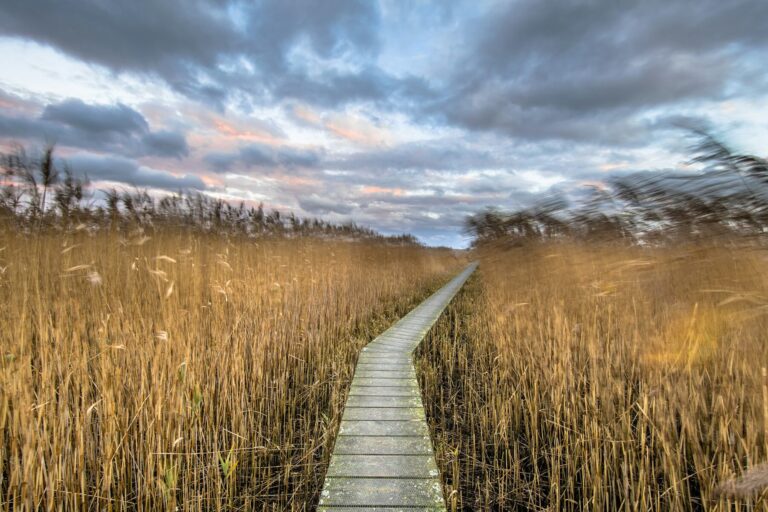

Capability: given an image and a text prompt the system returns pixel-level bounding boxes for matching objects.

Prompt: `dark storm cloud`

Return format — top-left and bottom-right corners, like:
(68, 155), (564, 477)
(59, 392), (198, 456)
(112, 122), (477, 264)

(0, 1), (235, 72)
(4, 0), (764, 146)
(0, 113), (51, 140)
(42, 99), (149, 134)
(0, 98), (188, 158)
(431, 0), (768, 143)
(67, 154), (205, 191)
(141, 131), (190, 159)
(2, 0), (766, 144)
(0, 0), (239, 106)
(437, 100), (651, 146)
(0, 0), (420, 109)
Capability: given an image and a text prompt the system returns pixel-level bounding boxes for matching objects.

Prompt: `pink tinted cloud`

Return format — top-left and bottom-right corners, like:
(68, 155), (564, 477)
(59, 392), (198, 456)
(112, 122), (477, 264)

(324, 116), (389, 146)
(361, 185), (405, 196)
(0, 90), (43, 116)
(212, 118), (283, 145)
(292, 103), (322, 126)
(174, 103), (286, 153)
(277, 174), (320, 187)
(291, 103), (390, 147)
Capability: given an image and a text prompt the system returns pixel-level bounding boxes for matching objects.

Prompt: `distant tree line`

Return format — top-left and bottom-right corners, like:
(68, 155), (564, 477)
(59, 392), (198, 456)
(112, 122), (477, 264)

(466, 131), (768, 246)
(0, 143), (419, 245)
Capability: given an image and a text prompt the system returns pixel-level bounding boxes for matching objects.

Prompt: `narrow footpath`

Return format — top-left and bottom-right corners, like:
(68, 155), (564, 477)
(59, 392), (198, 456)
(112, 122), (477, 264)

(318, 262), (478, 511)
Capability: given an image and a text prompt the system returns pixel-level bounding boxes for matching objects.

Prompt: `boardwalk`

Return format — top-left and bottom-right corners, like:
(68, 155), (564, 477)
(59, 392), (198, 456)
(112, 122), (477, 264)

(318, 262), (478, 511)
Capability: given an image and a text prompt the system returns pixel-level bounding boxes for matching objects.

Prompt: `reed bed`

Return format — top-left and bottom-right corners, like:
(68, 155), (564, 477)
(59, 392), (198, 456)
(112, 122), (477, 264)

(0, 226), (462, 510)
(418, 242), (768, 511)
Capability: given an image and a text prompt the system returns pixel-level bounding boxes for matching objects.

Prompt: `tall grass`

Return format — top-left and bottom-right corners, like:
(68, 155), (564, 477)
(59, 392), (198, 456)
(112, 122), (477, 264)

(418, 242), (768, 510)
(0, 225), (462, 510)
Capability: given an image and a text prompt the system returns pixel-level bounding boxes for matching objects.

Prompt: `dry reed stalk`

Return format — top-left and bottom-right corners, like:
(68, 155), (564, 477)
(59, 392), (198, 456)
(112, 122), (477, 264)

(418, 242), (768, 511)
(0, 225), (464, 510)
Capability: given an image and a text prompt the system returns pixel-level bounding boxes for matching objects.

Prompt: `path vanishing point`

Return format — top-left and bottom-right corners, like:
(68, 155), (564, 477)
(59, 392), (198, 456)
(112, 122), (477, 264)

(318, 262), (478, 511)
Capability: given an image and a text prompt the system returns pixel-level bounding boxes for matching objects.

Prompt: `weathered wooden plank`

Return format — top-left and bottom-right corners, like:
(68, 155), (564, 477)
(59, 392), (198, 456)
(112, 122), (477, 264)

(352, 378), (417, 387)
(369, 339), (413, 346)
(342, 407), (425, 421)
(367, 342), (413, 351)
(338, 420), (429, 436)
(320, 477), (444, 507)
(354, 363), (414, 371)
(348, 387), (420, 397)
(318, 262), (478, 512)
(386, 328), (428, 337)
(355, 356), (413, 365)
(345, 394), (423, 408)
(366, 338), (414, 346)
(357, 352), (413, 359)
(352, 370), (416, 379)
(360, 348), (402, 354)
(327, 454), (439, 478)
(332, 435), (434, 455)
(365, 347), (414, 354)
(379, 329), (422, 336)
(362, 342), (415, 350)
(356, 353), (413, 360)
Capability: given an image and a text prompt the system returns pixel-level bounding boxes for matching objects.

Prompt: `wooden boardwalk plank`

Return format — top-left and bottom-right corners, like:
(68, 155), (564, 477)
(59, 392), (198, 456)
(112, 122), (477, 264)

(354, 364), (413, 371)
(345, 395), (423, 408)
(320, 477), (444, 507)
(339, 420), (430, 437)
(332, 435), (434, 455)
(352, 378), (417, 387)
(352, 370), (416, 379)
(319, 262), (477, 511)
(327, 454), (439, 478)
(348, 388), (420, 397)
(342, 407), (425, 421)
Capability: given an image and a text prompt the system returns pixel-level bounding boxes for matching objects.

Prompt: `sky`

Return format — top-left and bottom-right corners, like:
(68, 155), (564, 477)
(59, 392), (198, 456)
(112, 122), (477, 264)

(0, 0), (767, 247)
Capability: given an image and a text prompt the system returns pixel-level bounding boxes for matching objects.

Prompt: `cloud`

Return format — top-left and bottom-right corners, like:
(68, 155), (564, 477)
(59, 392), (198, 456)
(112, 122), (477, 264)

(0, 98), (189, 158)
(0, 0), (418, 109)
(205, 143), (323, 172)
(0, 1), (239, 104)
(240, 143), (322, 168)
(298, 194), (354, 215)
(287, 103), (391, 146)
(141, 130), (189, 158)
(3, 1), (767, 139)
(331, 140), (497, 172)
(41, 98), (149, 135)
(6, 1), (764, 148)
(67, 153), (205, 191)
(209, 116), (286, 142)
(2, 1), (768, 247)
(429, 0), (768, 143)
(203, 152), (238, 172)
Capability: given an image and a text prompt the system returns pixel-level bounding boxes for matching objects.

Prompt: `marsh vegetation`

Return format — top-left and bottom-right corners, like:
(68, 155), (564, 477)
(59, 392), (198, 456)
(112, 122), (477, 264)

(3, 134), (768, 510)
(419, 243), (768, 510)
(416, 134), (768, 510)
(0, 146), (463, 509)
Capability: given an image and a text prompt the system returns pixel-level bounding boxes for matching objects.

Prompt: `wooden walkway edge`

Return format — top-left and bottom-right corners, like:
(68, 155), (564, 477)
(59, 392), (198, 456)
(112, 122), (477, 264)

(318, 262), (478, 511)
